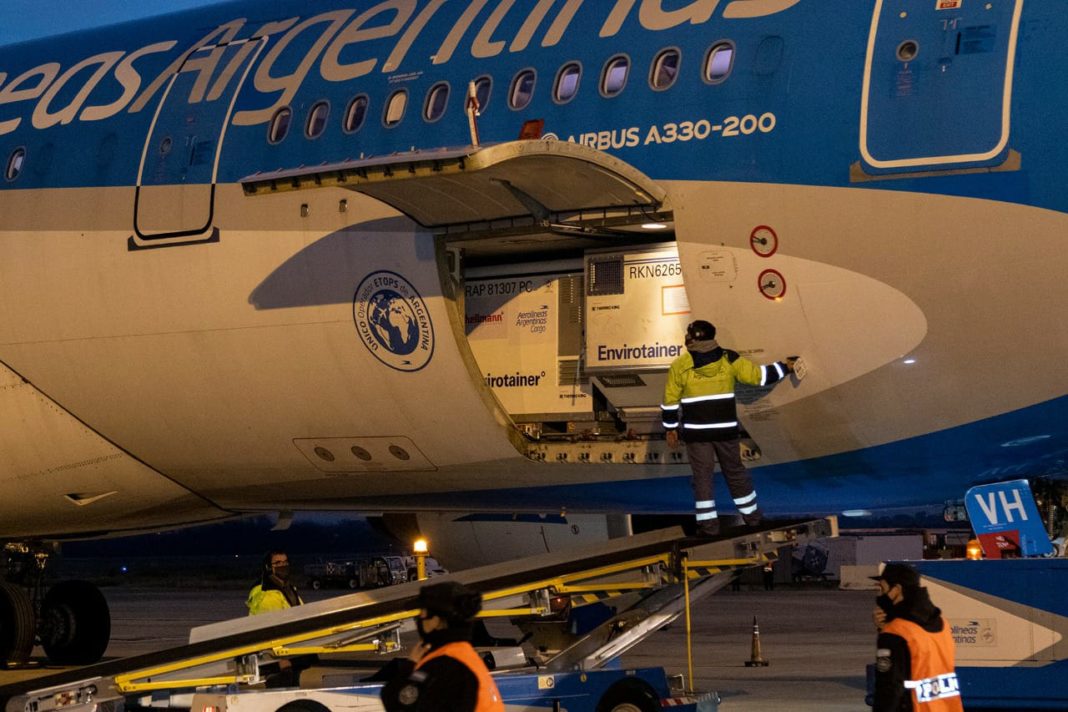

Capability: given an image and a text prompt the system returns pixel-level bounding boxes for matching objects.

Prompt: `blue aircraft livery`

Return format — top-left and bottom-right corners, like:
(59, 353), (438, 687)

(0, 0), (1065, 544)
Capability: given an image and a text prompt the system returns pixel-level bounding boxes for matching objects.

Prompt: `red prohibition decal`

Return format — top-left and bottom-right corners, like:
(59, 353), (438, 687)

(750, 225), (778, 257)
(757, 269), (786, 300)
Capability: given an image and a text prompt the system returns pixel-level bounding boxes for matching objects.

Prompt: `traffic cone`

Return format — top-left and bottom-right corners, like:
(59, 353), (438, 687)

(744, 615), (770, 667)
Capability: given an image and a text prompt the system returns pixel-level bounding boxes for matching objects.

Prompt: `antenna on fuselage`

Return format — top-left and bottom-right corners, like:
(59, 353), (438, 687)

(466, 81), (481, 147)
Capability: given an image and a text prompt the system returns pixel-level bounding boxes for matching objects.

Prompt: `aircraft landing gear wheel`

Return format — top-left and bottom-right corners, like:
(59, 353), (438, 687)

(310, 579), (322, 591)
(40, 580), (110, 665)
(0, 582), (35, 665)
(347, 578), (359, 589)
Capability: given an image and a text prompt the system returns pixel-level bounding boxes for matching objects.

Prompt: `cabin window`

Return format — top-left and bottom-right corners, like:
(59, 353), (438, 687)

(344, 95), (369, 133)
(704, 42), (735, 84)
(650, 48), (681, 90)
(424, 82), (450, 122)
(554, 62), (581, 104)
(601, 55), (629, 97)
(268, 107), (292, 144)
(384, 90), (408, 127)
(306, 101), (330, 139)
(509, 69), (536, 110)
(473, 76), (492, 111)
(5, 147), (25, 181)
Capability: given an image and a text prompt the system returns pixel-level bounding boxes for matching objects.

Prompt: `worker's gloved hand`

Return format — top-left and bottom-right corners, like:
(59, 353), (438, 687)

(666, 430), (679, 449)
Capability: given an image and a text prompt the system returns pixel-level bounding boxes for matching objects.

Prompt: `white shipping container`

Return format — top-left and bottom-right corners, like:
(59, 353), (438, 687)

(585, 243), (691, 372)
(465, 271), (591, 419)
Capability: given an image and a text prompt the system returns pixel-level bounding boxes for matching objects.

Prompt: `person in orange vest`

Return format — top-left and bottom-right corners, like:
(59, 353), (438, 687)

(871, 563), (963, 712)
(381, 581), (504, 712)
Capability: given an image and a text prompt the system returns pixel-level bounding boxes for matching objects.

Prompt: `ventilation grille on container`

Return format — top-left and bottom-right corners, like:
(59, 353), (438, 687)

(558, 358), (589, 386)
(587, 257), (624, 295)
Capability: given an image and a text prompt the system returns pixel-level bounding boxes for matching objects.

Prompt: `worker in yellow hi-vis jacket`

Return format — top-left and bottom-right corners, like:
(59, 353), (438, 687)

(661, 320), (796, 537)
(247, 550), (303, 615)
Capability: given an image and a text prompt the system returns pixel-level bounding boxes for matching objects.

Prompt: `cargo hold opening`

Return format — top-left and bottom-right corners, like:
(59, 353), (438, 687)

(459, 235), (691, 448)
(242, 140), (685, 454)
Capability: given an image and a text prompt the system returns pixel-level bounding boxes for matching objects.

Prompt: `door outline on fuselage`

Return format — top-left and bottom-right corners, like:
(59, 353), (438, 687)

(858, 0), (1024, 171)
(131, 37), (266, 248)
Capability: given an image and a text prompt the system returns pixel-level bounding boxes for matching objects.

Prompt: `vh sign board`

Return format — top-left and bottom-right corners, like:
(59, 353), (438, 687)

(965, 480), (1053, 558)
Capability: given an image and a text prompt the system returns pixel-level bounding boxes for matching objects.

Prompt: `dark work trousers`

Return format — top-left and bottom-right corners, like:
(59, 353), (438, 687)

(685, 439), (761, 524)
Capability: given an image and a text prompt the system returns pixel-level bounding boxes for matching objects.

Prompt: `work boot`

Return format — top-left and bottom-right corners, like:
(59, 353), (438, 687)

(743, 509), (764, 528)
(696, 520), (720, 538)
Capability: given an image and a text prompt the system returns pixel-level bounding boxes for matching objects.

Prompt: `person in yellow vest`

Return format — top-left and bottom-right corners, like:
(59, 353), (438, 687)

(661, 320), (797, 537)
(247, 550), (303, 616)
(872, 563), (963, 712)
(381, 581), (504, 712)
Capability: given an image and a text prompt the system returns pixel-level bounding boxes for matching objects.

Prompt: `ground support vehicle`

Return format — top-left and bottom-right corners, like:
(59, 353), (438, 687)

(191, 666), (716, 712)
(304, 558), (396, 591)
(0, 519), (835, 712)
(303, 561), (362, 591)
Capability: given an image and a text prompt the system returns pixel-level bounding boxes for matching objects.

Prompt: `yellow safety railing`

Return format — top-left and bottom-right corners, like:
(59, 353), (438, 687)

(116, 549), (767, 693)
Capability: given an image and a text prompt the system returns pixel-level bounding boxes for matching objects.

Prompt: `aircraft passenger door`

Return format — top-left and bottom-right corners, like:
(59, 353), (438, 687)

(859, 0), (1023, 174)
(133, 38), (264, 247)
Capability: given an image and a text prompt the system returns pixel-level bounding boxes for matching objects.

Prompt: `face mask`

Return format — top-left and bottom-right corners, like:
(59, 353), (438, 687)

(272, 565), (290, 581)
(876, 593), (894, 613)
(416, 617), (431, 641)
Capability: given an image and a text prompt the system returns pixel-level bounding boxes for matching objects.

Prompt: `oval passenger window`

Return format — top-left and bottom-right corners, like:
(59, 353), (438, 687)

(509, 70), (536, 110)
(268, 107), (292, 144)
(473, 76), (492, 110)
(306, 101), (329, 139)
(651, 49), (680, 90)
(344, 95), (369, 133)
(384, 90), (408, 127)
(601, 56), (629, 96)
(705, 42), (735, 84)
(424, 83), (450, 122)
(6, 147), (25, 181)
(554, 62), (581, 103)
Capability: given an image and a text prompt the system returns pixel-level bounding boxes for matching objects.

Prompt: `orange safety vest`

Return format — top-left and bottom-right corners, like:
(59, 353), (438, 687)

(882, 618), (964, 711)
(415, 641), (504, 712)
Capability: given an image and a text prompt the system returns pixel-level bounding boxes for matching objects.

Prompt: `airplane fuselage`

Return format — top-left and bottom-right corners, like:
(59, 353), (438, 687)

(0, 0), (1065, 538)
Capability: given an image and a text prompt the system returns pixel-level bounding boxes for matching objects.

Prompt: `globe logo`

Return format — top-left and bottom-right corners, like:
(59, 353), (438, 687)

(368, 289), (419, 355)
(353, 271), (434, 371)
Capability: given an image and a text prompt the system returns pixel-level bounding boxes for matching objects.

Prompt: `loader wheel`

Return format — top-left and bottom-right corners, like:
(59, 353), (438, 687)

(40, 580), (110, 665)
(597, 680), (659, 712)
(348, 578), (359, 589)
(310, 579), (323, 591)
(0, 582), (35, 665)
(276, 700), (331, 712)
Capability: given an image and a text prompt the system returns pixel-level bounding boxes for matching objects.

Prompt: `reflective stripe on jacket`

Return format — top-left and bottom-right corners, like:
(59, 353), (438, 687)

(416, 641), (504, 712)
(882, 618), (963, 711)
(661, 350), (785, 437)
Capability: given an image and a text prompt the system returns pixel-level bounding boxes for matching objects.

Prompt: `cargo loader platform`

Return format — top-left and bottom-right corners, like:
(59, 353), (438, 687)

(2, 517), (836, 712)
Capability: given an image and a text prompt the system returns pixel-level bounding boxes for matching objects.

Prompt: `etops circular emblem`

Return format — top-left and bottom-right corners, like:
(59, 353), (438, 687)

(352, 270), (434, 372)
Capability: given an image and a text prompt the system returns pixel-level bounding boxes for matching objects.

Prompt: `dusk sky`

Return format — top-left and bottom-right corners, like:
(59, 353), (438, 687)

(0, 0), (224, 45)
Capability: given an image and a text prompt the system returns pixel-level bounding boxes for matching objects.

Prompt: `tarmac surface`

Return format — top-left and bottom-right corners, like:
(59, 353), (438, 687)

(0, 583), (877, 711)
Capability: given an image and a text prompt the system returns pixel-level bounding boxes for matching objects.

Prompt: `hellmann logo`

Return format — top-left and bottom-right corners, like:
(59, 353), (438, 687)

(466, 312), (503, 326)
(485, 371), (546, 388)
(597, 343), (683, 361)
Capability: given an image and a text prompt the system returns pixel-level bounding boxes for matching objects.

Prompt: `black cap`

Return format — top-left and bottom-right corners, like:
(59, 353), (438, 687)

(686, 320), (716, 342)
(870, 563), (921, 588)
(417, 581), (482, 623)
